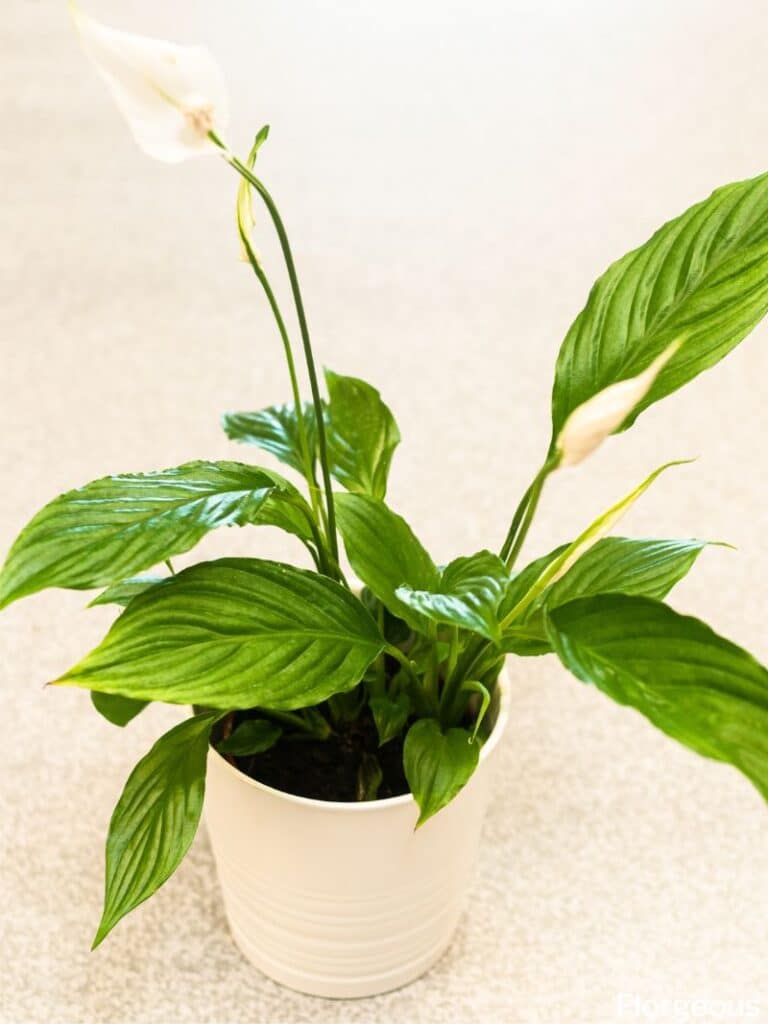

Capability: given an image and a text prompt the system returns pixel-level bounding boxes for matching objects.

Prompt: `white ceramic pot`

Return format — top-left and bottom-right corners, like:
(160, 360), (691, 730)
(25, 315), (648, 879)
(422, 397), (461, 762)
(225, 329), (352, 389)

(204, 668), (510, 999)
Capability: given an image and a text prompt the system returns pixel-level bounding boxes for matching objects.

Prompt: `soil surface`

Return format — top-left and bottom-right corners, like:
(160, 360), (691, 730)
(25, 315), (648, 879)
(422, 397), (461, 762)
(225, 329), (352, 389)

(219, 709), (410, 802)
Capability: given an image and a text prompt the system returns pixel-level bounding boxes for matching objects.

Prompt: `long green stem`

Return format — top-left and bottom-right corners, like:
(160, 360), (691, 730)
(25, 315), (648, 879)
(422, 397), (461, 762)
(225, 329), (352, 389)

(503, 464), (550, 569)
(499, 460), (553, 567)
(228, 157), (340, 568)
(424, 625), (439, 704)
(239, 229), (325, 531)
(386, 644), (436, 717)
(261, 708), (325, 735)
(372, 603), (386, 697)
(440, 642), (479, 726)
(442, 463), (556, 722)
(499, 480), (535, 564)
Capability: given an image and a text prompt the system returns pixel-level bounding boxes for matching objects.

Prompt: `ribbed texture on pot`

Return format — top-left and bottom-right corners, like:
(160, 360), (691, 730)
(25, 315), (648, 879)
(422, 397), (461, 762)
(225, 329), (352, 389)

(204, 680), (509, 998)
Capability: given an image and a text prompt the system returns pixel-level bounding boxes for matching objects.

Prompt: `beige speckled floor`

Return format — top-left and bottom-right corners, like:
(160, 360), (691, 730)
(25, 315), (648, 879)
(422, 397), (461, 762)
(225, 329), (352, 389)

(2, 2), (768, 1022)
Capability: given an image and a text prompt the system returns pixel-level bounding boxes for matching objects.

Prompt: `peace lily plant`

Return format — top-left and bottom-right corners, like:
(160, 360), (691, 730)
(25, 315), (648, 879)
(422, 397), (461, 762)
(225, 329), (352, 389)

(5, 5), (768, 962)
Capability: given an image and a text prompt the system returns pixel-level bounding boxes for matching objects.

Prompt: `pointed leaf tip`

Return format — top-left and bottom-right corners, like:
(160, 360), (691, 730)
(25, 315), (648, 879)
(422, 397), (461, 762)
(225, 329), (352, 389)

(551, 171), (768, 441)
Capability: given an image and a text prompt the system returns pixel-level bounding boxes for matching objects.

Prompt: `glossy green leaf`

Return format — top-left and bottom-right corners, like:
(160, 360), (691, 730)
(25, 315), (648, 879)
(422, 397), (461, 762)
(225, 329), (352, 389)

(325, 370), (400, 500)
(403, 718), (480, 826)
(55, 559), (385, 710)
(0, 461), (306, 609)
(221, 403), (317, 475)
(396, 550), (509, 642)
(216, 718), (282, 756)
(500, 537), (710, 655)
(93, 711), (218, 947)
(91, 691), (148, 727)
(552, 171), (768, 443)
(89, 576), (166, 608)
(370, 692), (411, 746)
(335, 493), (439, 630)
(250, 487), (318, 545)
(547, 594), (768, 802)
(544, 537), (710, 607)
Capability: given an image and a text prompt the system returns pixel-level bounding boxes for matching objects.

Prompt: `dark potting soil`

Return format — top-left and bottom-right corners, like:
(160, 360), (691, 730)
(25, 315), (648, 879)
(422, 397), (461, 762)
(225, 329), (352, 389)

(222, 709), (410, 802)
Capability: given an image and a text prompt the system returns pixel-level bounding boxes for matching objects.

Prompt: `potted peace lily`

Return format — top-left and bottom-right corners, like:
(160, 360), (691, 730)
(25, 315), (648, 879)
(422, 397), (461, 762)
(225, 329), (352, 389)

(4, 3), (768, 999)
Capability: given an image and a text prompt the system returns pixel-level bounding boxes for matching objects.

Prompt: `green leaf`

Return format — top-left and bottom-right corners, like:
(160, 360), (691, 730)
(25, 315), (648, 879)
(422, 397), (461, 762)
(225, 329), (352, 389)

(216, 718), (282, 756)
(324, 370), (400, 500)
(89, 576), (166, 608)
(546, 594), (768, 802)
(544, 537), (711, 607)
(403, 718), (480, 826)
(249, 486), (317, 545)
(499, 461), (688, 632)
(396, 550), (510, 642)
(335, 493), (439, 631)
(370, 692), (411, 746)
(0, 461), (306, 609)
(93, 710), (218, 947)
(500, 537), (711, 655)
(221, 403), (317, 476)
(552, 171), (768, 443)
(91, 691), (148, 727)
(55, 559), (385, 710)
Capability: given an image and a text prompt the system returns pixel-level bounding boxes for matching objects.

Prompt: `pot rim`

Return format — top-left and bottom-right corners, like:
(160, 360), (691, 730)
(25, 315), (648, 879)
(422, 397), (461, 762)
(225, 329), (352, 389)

(209, 661), (510, 814)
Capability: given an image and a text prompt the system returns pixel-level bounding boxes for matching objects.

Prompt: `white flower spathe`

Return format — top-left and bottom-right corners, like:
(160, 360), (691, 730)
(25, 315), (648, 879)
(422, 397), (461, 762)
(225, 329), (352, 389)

(70, 3), (229, 162)
(556, 339), (683, 468)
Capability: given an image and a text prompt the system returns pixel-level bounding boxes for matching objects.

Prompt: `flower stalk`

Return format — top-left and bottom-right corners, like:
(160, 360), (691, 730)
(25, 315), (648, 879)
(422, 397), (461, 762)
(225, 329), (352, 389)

(225, 147), (340, 568)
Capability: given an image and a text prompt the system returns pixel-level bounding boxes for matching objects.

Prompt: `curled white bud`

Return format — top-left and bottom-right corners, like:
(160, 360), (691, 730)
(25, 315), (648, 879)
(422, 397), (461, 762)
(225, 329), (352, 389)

(556, 339), (683, 468)
(70, 3), (229, 162)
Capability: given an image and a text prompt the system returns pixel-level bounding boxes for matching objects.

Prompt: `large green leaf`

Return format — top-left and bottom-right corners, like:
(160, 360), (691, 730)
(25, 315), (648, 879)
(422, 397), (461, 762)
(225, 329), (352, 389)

(0, 461), (312, 609)
(396, 550), (510, 642)
(552, 171), (768, 443)
(547, 594), (768, 802)
(544, 537), (710, 607)
(325, 370), (400, 500)
(500, 537), (710, 655)
(335, 493), (438, 631)
(55, 559), (385, 710)
(221, 403), (317, 476)
(93, 710), (218, 947)
(403, 718), (480, 826)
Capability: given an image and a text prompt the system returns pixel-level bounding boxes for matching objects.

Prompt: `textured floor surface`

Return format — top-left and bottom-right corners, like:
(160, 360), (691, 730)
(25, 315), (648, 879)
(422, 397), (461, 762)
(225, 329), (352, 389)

(2, 1), (768, 1022)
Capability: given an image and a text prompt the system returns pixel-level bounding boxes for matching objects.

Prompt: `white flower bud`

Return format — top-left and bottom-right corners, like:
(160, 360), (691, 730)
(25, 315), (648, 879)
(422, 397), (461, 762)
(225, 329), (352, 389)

(70, 3), (229, 163)
(556, 339), (682, 468)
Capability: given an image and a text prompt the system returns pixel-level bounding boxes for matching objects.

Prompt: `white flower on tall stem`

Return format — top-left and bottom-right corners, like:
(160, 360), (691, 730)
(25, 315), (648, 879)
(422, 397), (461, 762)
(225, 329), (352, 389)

(556, 338), (683, 467)
(70, 2), (229, 162)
